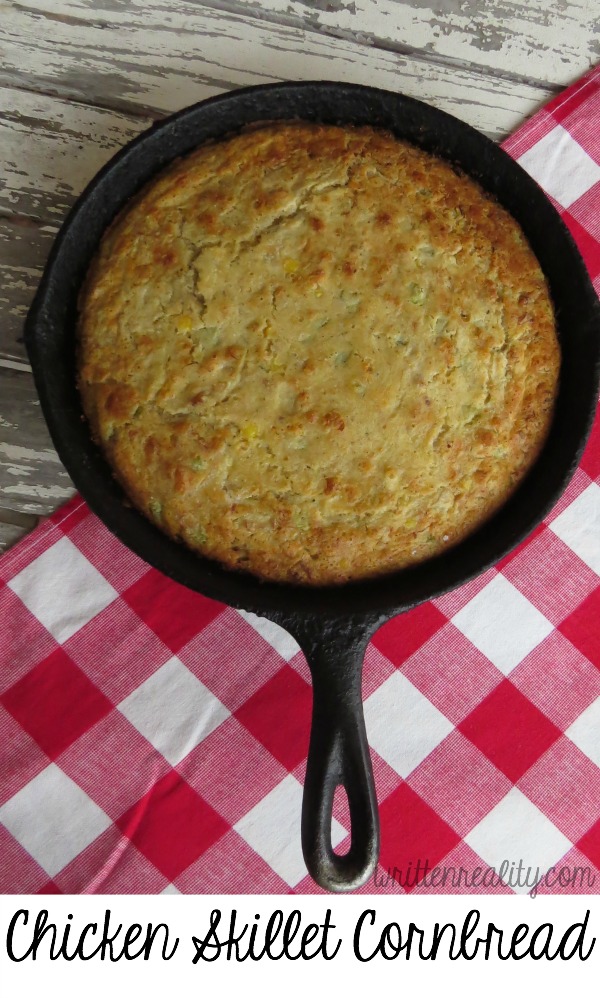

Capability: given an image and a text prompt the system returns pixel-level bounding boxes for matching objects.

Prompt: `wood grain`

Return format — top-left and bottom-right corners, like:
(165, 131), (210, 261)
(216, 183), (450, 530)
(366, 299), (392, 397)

(204, 0), (599, 89)
(0, 88), (151, 363)
(0, 507), (41, 552)
(0, 366), (75, 515)
(0, 216), (59, 364)
(3, 0), (554, 134)
(0, 520), (32, 553)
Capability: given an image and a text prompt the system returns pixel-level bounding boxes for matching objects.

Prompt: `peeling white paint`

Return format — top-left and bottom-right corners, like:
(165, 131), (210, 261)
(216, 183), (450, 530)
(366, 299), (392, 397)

(0, 359), (32, 373)
(5, 465), (32, 477)
(0, 442), (61, 463)
(2, 483), (74, 499)
(197, 0), (598, 85)
(0, 1), (558, 155)
(2, 501), (60, 515)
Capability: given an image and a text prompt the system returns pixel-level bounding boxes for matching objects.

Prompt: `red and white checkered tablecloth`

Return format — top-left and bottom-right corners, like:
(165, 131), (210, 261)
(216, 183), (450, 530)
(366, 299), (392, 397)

(2, 68), (600, 896)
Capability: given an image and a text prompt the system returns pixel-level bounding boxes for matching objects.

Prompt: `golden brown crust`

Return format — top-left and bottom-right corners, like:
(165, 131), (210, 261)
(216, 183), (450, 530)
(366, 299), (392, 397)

(78, 122), (560, 584)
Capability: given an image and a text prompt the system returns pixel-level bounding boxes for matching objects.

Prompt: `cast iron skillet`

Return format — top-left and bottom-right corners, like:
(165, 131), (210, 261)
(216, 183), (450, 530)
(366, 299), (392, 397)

(25, 81), (600, 893)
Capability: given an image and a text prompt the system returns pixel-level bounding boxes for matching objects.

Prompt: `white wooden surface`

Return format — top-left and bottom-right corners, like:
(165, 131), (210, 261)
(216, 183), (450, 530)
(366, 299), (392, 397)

(1, 0), (598, 548)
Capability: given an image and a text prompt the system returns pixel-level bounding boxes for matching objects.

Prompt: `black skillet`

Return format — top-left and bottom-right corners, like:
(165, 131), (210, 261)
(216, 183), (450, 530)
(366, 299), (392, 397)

(25, 82), (600, 892)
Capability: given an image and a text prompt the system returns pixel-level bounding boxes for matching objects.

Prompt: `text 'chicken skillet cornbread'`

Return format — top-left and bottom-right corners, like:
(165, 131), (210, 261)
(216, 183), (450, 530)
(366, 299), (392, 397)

(77, 122), (560, 585)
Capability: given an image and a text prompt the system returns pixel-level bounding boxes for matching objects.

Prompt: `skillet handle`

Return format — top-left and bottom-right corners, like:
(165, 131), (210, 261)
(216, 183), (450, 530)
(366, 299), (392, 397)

(283, 614), (382, 892)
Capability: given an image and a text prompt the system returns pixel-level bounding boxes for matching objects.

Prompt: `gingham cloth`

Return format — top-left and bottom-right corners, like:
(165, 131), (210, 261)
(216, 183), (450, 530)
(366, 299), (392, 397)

(2, 68), (600, 896)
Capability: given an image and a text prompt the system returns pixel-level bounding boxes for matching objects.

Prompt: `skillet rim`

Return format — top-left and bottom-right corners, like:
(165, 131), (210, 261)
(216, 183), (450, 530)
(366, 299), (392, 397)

(25, 79), (600, 619)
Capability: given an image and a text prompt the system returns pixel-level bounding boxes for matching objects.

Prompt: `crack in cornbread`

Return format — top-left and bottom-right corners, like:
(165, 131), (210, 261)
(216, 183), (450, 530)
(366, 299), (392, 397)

(77, 122), (560, 584)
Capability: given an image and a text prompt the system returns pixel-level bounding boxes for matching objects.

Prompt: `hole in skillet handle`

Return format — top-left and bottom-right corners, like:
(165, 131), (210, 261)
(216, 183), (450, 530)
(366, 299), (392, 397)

(271, 609), (386, 893)
(332, 786), (351, 855)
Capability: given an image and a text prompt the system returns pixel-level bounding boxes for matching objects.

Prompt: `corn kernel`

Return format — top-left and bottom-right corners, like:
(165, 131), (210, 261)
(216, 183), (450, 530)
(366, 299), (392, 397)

(408, 283), (426, 306)
(191, 525), (207, 545)
(148, 498), (162, 520)
(283, 258), (299, 274)
(242, 422), (258, 440)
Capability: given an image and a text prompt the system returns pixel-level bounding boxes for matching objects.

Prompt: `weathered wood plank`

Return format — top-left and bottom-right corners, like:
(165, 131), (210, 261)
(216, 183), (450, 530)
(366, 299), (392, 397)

(0, 365), (75, 514)
(6, 0), (597, 95)
(0, 88), (152, 222)
(201, 0), (600, 90)
(2, 1), (554, 136)
(0, 216), (59, 363)
(0, 520), (32, 553)
(0, 88), (151, 362)
(0, 506), (41, 552)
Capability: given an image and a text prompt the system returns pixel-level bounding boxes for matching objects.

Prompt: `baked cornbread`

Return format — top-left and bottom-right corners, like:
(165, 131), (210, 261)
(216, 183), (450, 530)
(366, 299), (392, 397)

(78, 122), (560, 584)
